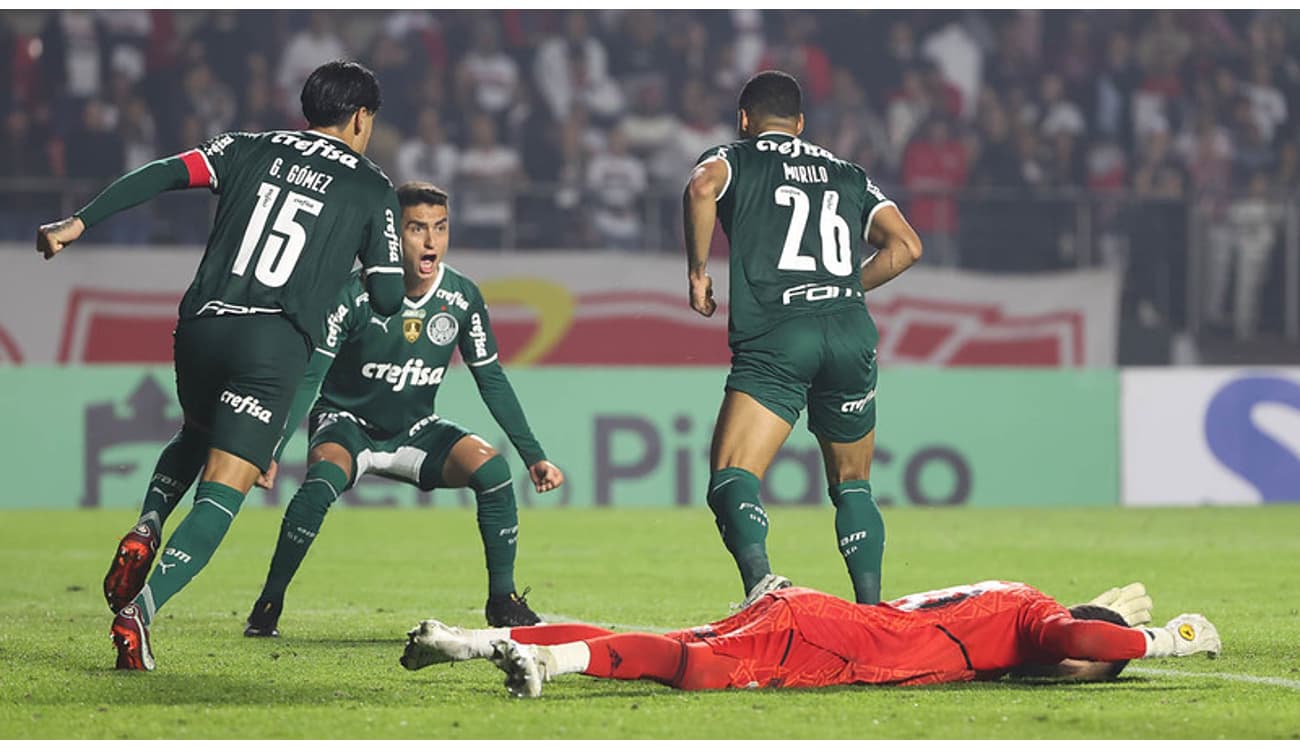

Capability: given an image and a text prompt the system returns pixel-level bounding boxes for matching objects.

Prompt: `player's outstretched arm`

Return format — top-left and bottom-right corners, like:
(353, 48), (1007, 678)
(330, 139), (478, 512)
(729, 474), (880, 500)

(36, 155), (198, 259)
(682, 158), (728, 317)
(860, 204), (923, 292)
(469, 360), (556, 490)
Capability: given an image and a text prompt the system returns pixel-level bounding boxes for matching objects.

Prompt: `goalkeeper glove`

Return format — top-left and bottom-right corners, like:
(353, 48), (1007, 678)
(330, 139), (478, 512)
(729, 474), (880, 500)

(1141, 613), (1221, 658)
(1087, 582), (1154, 626)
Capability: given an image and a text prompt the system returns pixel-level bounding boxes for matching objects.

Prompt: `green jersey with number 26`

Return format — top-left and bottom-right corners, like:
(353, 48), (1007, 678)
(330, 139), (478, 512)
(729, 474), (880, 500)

(177, 129), (404, 348)
(697, 131), (895, 346)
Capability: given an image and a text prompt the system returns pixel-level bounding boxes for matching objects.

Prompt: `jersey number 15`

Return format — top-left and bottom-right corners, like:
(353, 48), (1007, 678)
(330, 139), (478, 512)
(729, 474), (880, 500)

(774, 186), (853, 277)
(232, 181), (324, 288)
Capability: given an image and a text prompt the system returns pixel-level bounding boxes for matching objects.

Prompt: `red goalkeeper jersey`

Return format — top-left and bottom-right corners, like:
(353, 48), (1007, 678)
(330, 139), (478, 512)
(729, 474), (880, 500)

(668, 581), (1075, 688)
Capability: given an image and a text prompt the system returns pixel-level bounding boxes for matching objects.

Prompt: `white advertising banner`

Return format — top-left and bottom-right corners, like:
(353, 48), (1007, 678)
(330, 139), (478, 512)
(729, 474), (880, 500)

(1121, 368), (1300, 505)
(0, 245), (1119, 367)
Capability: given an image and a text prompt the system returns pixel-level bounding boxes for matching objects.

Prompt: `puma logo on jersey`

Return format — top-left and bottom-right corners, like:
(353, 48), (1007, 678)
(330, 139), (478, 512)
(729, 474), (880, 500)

(219, 390), (273, 423)
(361, 359), (445, 392)
(840, 391), (875, 413)
(369, 316), (391, 333)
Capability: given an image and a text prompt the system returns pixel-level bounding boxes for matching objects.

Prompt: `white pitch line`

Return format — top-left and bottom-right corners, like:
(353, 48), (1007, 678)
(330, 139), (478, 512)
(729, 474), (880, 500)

(1129, 666), (1300, 691)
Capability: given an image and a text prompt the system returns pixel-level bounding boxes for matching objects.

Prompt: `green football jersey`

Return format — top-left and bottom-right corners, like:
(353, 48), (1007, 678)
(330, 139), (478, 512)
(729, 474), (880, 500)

(314, 266), (500, 437)
(179, 129), (404, 347)
(697, 131), (894, 345)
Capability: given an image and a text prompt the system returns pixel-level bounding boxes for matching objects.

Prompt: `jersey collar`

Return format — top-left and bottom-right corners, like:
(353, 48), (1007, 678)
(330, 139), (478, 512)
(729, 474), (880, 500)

(756, 130), (797, 139)
(404, 264), (445, 309)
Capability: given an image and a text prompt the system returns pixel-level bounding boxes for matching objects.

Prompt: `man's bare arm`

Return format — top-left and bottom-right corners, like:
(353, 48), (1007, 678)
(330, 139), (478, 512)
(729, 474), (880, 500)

(683, 158), (728, 317)
(860, 205), (923, 292)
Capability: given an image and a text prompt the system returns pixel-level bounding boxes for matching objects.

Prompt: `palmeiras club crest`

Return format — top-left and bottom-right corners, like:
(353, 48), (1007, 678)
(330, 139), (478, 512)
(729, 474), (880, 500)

(427, 313), (459, 345)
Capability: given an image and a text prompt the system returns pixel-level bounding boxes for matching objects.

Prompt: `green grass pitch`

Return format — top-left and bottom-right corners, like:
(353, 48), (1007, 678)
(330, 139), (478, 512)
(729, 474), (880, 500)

(2, 505), (1299, 739)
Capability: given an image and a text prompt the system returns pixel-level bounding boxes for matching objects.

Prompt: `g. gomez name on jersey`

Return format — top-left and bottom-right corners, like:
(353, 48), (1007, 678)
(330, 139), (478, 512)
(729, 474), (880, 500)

(360, 358), (445, 392)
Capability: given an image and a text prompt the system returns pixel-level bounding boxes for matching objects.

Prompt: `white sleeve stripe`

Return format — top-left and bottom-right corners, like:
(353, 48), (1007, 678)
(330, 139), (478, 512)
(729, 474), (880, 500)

(364, 266), (404, 274)
(468, 353), (499, 368)
(196, 149), (218, 190)
(863, 200), (897, 241)
(699, 155), (732, 202)
(314, 347), (337, 358)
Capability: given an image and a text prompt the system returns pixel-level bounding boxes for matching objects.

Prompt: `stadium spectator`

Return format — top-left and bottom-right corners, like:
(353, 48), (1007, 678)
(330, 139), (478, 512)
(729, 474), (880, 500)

(40, 11), (104, 100)
(396, 107), (459, 191)
(182, 62), (237, 139)
(276, 12), (348, 120)
(667, 79), (731, 181)
(1208, 171), (1283, 339)
(532, 11), (622, 123)
(455, 19), (519, 124)
(586, 126), (648, 251)
(621, 80), (682, 186)
(760, 13), (833, 105)
(456, 113), (523, 248)
(901, 116), (968, 267)
(1093, 30), (1140, 147)
(921, 18), (982, 119)
(0, 109), (58, 240)
(608, 10), (668, 94)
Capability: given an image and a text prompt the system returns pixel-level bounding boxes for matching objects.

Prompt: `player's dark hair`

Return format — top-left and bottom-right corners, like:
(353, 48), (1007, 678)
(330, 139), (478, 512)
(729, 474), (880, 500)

(1066, 604), (1131, 680)
(738, 70), (802, 123)
(301, 60), (382, 128)
(397, 181), (449, 210)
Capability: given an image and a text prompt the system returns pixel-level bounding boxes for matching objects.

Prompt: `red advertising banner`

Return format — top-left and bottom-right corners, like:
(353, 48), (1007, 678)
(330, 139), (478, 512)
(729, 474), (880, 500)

(2, 247), (1118, 366)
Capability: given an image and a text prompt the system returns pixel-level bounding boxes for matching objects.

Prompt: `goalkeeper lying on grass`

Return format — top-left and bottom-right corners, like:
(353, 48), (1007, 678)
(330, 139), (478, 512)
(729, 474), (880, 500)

(401, 580), (1220, 698)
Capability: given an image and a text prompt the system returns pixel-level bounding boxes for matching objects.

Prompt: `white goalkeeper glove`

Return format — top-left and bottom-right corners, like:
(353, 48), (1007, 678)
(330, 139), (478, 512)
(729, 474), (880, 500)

(1087, 582), (1154, 626)
(1142, 613), (1221, 659)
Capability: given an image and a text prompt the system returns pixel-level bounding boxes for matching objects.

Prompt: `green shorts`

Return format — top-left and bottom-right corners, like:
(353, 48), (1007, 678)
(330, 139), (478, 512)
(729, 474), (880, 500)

(725, 307), (879, 443)
(307, 406), (472, 491)
(173, 314), (310, 472)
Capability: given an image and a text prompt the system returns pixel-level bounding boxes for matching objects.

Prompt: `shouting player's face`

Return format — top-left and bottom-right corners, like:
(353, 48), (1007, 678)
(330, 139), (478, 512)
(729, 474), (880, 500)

(401, 202), (450, 284)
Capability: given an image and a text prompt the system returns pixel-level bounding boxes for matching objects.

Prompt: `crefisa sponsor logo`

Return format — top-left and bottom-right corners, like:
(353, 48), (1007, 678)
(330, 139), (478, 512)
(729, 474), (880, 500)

(219, 390), (274, 424)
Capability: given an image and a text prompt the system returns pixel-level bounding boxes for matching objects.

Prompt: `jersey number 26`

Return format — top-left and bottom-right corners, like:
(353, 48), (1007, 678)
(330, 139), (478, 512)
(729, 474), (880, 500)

(774, 186), (852, 277)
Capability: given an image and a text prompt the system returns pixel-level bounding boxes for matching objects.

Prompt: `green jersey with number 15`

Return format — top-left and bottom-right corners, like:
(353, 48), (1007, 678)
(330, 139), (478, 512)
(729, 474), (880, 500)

(696, 131), (894, 346)
(177, 129), (404, 348)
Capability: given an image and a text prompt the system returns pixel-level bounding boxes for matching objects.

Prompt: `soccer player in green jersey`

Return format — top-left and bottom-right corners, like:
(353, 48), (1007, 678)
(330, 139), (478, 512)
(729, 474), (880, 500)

(242, 182), (564, 637)
(683, 71), (924, 607)
(36, 61), (407, 671)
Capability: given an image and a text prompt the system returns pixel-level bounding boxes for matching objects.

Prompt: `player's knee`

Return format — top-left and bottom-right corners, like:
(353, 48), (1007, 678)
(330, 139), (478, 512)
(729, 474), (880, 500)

(467, 454), (512, 496)
(309, 443), (353, 484)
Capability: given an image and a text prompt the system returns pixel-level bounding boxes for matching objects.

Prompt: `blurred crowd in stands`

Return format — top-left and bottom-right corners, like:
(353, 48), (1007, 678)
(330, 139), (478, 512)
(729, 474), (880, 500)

(2, 10), (1298, 338)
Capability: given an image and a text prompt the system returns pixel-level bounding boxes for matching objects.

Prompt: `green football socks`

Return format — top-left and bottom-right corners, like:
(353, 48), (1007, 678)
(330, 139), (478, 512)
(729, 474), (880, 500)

(134, 480), (247, 625)
(469, 455), (519, 597)
(257, 460), (349, 604)
(830, 480), (885, 604)
(137, 428), (207, 536)
(707, 467), (771, 594)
